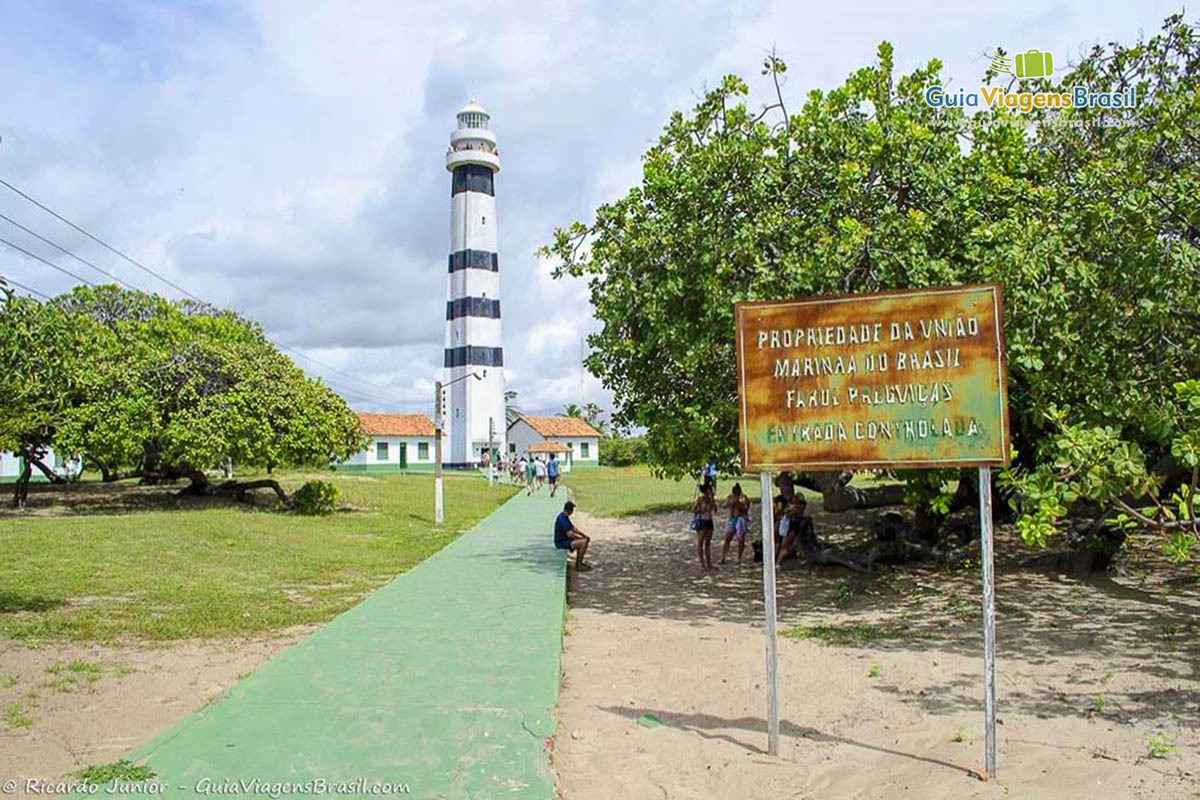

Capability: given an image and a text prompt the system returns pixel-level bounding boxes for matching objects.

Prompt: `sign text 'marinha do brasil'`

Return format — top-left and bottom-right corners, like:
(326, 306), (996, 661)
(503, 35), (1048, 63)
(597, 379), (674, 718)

(735, 284), (1012, 471)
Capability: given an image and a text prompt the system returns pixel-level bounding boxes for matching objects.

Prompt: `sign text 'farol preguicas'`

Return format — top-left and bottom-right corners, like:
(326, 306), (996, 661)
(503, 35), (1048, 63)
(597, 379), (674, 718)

(735, 284), (1011, 471)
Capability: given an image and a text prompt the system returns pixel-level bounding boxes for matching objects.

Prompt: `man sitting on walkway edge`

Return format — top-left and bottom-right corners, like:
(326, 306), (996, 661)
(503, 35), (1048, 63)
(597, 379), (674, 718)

(554, 501), (591, 571)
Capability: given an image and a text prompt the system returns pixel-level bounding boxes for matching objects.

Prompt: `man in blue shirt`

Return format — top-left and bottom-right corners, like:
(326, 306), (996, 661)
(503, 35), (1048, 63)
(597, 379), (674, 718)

(547, 453), (561, 497)
(554, 501), (591, 571)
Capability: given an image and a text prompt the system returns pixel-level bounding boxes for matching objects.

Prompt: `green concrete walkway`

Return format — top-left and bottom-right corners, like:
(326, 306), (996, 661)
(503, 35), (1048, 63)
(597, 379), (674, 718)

(114, 490), (567, 799)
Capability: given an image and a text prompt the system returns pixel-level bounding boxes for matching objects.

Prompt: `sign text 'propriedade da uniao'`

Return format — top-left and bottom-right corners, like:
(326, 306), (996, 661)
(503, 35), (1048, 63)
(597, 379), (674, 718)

(734, 284), (1011, 471)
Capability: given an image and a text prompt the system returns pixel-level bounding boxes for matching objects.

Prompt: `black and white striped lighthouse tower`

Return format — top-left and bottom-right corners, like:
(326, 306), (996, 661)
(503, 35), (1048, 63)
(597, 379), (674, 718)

(443, 100), (505, 467)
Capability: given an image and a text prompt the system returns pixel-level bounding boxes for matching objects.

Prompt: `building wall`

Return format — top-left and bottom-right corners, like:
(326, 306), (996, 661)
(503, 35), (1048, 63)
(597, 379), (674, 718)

(506, 420), (541, 459)
(558, 436), (599, 464)
(0, 449), (83, 482)
(337, 435), (436, 472)
(505, 421), (599, 470)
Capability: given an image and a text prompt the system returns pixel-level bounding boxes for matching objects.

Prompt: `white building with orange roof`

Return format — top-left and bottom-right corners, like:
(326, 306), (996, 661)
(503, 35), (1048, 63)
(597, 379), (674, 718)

(337, 412), (437, 473)
(506, 415), (603, 471)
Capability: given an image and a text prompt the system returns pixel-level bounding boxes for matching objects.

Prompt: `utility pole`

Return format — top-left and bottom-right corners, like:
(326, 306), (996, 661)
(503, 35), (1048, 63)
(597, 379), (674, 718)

(488, 416), (496, 487)
(434, 380), (444, 524)
(433, 371), (482, 525)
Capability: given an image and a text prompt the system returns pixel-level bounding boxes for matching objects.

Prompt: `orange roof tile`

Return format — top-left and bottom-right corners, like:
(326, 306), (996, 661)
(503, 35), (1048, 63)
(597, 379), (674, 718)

(356, 412), (435, 437)
(517, 415), (602, 438)
(528, 440), (571, 453)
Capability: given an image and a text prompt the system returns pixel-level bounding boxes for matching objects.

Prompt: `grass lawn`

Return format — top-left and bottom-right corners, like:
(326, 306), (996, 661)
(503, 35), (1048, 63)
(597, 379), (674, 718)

(0, 471), (516, 641)
(562, 466), (902, 517)
(562, 466), (766, 517)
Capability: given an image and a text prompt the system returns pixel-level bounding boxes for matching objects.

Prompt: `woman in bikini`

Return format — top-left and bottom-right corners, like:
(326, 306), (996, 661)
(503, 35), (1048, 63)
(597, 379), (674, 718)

(691, 483), (718, 570)
(719, 483), (751, 564)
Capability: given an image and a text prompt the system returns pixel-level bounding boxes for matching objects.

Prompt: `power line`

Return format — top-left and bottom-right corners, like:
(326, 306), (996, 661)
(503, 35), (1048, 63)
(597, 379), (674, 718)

(0, 235), (96, 287)
(0, 177), (202, 301)
(295, 367), (420, 408)
(272, 340), (407, 395)
(0, 257), (408, 406)
(0, 274), (51, 300)
(0, 212), (138, 290)
(0, 238), (407, 405)
(0, 177), (415, 406)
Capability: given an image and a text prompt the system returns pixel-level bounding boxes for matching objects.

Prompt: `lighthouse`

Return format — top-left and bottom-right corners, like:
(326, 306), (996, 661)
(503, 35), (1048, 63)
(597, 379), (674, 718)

(442, 100), (505, 467)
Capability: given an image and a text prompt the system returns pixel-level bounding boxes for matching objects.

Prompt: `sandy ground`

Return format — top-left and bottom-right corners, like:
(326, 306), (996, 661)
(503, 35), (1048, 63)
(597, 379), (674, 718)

(554, 507), (1199, 800)
(0, 630), (307, 796)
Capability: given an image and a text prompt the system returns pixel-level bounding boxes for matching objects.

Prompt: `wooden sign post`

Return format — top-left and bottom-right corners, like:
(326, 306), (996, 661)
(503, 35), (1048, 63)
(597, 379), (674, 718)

(734, 284), (1010, 775)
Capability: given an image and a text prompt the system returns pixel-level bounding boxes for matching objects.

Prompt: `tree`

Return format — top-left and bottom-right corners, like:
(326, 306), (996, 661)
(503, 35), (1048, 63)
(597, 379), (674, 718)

(562, 403), (582, 418)
(582, 402), (607, 434)
(0, 286), (85, 507)
(504, 389), (522, 427)
(51, 285), (367, 503)
(544, 17), (1200, 566)
(599, 434), (646, 466)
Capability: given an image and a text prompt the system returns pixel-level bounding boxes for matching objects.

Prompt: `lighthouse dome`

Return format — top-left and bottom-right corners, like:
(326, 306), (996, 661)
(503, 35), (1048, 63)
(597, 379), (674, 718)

(456, 99), (490, 131)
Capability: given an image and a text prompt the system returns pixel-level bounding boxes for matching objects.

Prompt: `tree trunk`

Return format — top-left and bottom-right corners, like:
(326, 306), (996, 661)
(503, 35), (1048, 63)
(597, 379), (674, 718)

(88, 455), (114, 483)
(911, 506), (944, 545)
(778, 509), (973, 573)
(11, 461), (32, 508)
(800, 471), (908, 512)
(28, 456), (66, 484)
(139, 441), (183, 484)
(174, 469), (291, 507)
(177, 465), (210, 496)
(222, 479), (291, 506)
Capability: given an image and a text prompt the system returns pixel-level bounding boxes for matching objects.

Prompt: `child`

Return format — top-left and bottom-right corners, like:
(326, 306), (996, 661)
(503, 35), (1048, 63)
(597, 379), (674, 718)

(720, 483), (751, 564)
(691, 483), (718, 570)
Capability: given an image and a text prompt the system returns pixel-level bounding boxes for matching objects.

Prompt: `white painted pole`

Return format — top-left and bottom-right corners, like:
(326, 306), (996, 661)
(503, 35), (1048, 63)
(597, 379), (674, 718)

(434, 380), (444, 525)
(979, 466), (997, 778)
(488, 416), (495, 487)
(760, 470), (780, 757)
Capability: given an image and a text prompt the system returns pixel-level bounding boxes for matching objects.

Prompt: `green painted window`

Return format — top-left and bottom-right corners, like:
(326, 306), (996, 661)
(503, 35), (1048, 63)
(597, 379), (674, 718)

(376, 441), (389, 461)
(418, 442), (429, 460)
(508, 443), (516, 454)
(580, 442), (590, 458)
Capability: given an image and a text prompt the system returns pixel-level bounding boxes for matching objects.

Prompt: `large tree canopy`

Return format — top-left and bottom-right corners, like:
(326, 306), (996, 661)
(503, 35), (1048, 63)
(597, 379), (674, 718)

(1, 284), (366, 506)
(0, 283), (85, 505)
(546, 16), (1200, 560)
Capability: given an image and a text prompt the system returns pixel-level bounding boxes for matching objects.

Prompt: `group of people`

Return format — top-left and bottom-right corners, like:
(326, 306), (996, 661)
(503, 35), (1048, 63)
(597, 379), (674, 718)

(509, 452), (562, 497)
(690, 466), (815, 570)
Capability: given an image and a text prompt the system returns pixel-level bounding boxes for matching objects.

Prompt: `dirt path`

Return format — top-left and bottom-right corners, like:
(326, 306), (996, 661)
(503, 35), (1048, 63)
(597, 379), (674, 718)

(0, 631), (306, 795)
(553, 508), (1199, 799)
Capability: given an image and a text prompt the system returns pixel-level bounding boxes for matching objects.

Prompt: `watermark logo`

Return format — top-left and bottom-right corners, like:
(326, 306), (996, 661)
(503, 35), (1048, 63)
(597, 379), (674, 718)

(926, 45), (1136, 113)
(992, 48), (1054, 79)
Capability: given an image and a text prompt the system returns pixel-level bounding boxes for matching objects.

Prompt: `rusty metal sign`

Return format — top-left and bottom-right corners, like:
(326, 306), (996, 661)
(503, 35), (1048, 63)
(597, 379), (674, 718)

(735, 284), (1011, 471)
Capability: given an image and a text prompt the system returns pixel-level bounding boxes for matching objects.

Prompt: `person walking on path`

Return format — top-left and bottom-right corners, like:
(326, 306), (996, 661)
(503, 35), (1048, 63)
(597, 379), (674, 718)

(524, 455), (536, 495)
(534, 456), (547, 491)
(719, 482), (751, 565)
(691, 483), (718, 570)
(554, 501), (591, 571)
(547, 452), (561, 497)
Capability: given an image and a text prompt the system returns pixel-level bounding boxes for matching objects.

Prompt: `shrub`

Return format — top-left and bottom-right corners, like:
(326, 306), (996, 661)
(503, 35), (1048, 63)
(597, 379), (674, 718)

(292, 480), (340, 515)
(599, 435), (646, 466)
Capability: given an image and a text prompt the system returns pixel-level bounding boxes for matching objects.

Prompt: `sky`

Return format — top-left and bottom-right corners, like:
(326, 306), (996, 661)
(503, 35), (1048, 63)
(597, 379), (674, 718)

(0, 0), (1187, 418)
